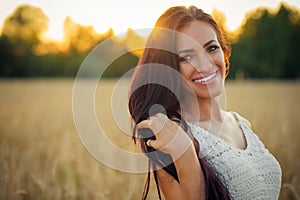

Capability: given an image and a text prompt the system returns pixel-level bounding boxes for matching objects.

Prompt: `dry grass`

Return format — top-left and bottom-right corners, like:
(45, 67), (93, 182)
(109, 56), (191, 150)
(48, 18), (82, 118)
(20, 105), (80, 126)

(0, 79), (299, 199)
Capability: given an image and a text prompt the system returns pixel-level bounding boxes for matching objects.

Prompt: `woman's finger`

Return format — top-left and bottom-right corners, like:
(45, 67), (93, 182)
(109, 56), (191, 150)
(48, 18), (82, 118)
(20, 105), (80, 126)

(137, 113), (168, 134)
(146, 139), (152, 147)
(149, 113), (167, 133)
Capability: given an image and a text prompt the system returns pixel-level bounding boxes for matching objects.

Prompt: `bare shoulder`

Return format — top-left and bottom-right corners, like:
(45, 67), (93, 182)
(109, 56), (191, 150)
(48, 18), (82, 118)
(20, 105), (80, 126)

(228, 111), (252, 128)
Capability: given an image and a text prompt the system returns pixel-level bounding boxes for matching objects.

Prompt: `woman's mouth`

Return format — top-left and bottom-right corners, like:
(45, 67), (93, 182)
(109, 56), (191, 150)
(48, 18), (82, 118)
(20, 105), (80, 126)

(193, 71), (217, 85)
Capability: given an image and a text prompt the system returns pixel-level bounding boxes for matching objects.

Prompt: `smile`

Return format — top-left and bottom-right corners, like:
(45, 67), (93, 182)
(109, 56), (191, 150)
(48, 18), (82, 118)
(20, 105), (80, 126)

(193, 71), (217, 83)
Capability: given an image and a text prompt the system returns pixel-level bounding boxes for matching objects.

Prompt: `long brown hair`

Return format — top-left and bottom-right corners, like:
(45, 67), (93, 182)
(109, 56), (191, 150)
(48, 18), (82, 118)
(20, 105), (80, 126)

(128, 5), (231, 200)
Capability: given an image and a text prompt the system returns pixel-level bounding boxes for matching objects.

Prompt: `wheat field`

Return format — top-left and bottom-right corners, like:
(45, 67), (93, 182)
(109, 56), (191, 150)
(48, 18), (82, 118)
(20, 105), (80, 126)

(0, 79), (299, 200)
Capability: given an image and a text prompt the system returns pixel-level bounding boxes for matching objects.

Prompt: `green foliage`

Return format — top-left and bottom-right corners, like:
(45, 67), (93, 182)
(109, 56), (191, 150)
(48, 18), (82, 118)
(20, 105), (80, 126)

(0, 4), (138, 78)
(230, 3), (300, 79)
(2, 4), (48, 56)
(0, 3), (299, 79)
(104, 52), (139, 78)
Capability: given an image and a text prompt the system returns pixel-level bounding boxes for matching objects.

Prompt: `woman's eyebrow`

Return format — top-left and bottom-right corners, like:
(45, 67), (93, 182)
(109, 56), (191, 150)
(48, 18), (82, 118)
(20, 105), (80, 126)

(177, 49), (194, 54)
(203, 39), (217, 48)
(177, 39), (217, 54)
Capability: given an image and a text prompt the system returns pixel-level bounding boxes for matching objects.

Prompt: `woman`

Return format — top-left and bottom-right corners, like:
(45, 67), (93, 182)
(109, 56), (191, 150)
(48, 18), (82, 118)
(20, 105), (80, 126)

(128, 6), (282, 200)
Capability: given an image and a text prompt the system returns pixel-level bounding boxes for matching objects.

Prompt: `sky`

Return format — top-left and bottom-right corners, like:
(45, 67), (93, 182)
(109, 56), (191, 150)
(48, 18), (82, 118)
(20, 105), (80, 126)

(0, 0), (300, 41)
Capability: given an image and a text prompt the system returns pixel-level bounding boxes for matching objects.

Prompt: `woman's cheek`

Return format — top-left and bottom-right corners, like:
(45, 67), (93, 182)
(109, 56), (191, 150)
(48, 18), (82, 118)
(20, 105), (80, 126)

(179, 63), (194, 79)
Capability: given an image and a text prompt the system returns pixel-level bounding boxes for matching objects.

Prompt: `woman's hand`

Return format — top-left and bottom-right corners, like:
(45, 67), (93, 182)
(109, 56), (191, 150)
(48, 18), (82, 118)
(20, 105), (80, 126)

(138, 113), (205, 199)
(137, 113), (193, 159)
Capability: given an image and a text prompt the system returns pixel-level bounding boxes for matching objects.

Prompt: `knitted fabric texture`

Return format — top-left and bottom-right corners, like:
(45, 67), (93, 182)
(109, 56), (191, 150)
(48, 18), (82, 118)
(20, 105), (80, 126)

(188, 112), (282, 200)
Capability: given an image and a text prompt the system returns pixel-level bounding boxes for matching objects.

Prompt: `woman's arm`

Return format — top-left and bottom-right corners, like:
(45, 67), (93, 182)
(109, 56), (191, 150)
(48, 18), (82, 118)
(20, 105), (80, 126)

(138, 113), (205, 199)
(157, 145), (205, 200)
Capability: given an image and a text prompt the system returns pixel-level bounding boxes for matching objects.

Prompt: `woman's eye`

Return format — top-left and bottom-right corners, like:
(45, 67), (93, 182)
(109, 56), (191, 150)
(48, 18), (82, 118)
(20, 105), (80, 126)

(207, 45), (220, 53)
(179, 55), (193, 62)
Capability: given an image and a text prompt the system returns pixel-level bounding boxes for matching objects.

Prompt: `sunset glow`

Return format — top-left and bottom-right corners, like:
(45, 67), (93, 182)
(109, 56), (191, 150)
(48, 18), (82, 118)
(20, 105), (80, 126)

(0, 0), (299, 41)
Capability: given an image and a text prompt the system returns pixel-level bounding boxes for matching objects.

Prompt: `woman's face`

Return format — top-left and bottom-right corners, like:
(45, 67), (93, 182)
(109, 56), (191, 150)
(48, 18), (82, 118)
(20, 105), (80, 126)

(176, 20), (226, 100)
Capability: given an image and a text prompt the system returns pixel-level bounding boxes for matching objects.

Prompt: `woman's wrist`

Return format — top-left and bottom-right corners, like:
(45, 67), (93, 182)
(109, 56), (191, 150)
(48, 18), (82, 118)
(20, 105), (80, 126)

(164, 128), (194, 160)
(174, 145), (204, 199)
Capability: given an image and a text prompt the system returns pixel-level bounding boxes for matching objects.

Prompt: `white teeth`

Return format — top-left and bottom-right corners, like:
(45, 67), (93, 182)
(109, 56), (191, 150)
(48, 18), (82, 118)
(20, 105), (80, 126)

(194, 72), (216, 83)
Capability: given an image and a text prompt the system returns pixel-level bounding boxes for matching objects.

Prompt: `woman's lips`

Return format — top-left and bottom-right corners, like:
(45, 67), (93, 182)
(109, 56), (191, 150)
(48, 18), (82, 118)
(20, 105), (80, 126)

(193, 71), (217, 85)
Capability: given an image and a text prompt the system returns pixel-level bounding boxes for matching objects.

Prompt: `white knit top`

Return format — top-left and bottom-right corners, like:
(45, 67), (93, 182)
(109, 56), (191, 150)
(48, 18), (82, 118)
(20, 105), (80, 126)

(187, 112), (282, 200)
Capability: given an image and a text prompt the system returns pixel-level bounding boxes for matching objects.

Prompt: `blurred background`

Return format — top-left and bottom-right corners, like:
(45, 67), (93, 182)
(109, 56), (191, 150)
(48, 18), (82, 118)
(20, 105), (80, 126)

(0, 0), (300, 199)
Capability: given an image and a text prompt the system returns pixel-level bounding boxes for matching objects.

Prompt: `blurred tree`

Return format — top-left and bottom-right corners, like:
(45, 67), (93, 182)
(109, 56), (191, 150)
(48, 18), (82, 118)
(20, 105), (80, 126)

(0, 4), (49, 77)
(120, 28), (146, 57)
(1, 4), (49, 55)
(230, 3), (300, 79)
(61, 17), (117, 77)
(0, 3), (139, 78)
(0, 36), (14, 76)
(64, 17), (100, 54)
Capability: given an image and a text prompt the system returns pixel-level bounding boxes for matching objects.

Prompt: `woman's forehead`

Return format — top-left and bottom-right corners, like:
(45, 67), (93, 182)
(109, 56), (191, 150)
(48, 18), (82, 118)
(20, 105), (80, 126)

(176, 21), (218, 49)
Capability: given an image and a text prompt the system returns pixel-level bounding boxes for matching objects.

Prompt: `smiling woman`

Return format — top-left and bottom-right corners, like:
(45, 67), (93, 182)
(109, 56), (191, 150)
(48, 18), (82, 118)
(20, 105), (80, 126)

(128, 5), (282, 200)
(176, 20), (227, 100)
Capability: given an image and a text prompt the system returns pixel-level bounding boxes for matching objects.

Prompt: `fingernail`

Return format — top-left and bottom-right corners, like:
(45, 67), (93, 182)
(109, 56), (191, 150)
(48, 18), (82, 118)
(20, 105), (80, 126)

(147, 140), (151, 147)
(156, 113), (166, 118)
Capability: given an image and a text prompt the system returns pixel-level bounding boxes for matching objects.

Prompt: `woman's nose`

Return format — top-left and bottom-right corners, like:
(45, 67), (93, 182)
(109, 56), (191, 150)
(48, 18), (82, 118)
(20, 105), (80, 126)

(194, 52), (213, 73)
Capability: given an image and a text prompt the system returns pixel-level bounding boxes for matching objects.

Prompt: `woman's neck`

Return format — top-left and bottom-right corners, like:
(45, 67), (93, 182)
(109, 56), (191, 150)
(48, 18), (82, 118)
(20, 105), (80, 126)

(182, 97), (224, 124)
